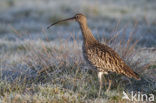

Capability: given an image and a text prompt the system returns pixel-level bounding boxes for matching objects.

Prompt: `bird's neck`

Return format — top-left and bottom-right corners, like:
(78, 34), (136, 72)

(79, 23), (97, 45)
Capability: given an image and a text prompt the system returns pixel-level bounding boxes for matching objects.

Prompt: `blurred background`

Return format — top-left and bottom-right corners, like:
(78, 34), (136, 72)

(0, 0), (156, 102)
(0, 0), (156, 47)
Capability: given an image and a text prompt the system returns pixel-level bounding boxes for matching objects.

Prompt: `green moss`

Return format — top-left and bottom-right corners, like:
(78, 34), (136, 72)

(149, 65), (156, 69)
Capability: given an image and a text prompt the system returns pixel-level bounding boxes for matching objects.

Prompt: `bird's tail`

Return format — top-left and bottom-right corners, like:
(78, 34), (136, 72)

(122, 65), (141, 80)
(132, 72), (140, 80)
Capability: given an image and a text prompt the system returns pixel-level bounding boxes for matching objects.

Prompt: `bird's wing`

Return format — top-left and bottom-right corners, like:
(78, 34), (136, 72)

(87, 43), (140, 80)
(87, 44), (124, 73)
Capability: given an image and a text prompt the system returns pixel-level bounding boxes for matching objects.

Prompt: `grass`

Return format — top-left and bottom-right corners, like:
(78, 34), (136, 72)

(0, 0), (155, 102)
(0, 28), (155, 103)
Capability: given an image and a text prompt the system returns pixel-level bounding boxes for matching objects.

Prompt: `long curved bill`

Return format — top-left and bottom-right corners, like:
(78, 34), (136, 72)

(47, 16), (76, 29)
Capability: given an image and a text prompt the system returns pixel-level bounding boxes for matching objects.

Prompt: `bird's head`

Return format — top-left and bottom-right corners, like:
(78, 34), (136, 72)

(74, 13), (87, 24)
(47, 13), (87, 29)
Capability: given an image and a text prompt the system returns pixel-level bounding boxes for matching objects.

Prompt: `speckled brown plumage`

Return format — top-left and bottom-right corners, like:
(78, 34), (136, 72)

(77, 13), (140, 80)
(83, 41), (140, 79)
(47, 13), (140, 96)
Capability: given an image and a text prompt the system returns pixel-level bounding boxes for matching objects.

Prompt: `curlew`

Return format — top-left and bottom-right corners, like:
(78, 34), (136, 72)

(47, 13), (140, 96)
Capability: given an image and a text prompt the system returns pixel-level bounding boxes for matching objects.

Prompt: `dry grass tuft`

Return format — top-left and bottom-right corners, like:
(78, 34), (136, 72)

(0, 28), (155, 102)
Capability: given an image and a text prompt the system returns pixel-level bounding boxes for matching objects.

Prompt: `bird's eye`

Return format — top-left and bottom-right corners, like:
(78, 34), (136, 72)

(76, 15), (79, 19)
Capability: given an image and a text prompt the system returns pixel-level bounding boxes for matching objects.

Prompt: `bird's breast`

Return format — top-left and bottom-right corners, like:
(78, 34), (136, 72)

(82, 43), (97, 66)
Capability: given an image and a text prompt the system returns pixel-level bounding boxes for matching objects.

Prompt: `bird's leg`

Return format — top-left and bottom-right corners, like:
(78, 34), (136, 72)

(106, 76), (112, 93)
(98, 72), (104, 97)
